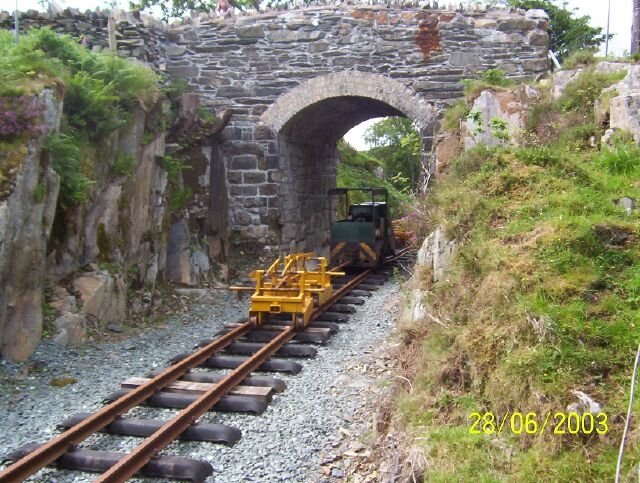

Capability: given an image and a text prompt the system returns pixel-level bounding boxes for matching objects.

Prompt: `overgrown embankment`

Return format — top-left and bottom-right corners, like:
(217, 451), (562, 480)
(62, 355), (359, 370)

(394, 63), (640, 480)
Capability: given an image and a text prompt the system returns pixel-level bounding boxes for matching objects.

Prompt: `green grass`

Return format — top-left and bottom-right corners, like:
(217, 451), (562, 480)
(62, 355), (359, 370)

(1, 27), (160, 209)
(398, 96), (640, 479)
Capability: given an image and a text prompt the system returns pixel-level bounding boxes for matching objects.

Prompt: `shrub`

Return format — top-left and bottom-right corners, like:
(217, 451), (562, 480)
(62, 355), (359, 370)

(608, 129), (635, 146)
(480, 68), (515, 87)
(112, 153), (137, 176)
(562, 49), (598, 70)
(515, 146), (562, 167)
(64, 72), (124, 139)
(170, 186), (193, 213)
(162, 155), (190, 182)
(442, 101), (469, 131)
(44, 133), (94, 206)
(0, 96), (45, 139)
(86, 53), (158, 106)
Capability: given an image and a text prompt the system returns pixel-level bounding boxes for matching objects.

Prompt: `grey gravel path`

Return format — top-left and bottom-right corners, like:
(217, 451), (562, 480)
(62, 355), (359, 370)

(0, 283), (399, 482)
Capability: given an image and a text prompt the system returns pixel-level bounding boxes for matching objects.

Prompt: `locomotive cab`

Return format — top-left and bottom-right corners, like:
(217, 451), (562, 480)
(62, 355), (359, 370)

(329, 188), (395, 268)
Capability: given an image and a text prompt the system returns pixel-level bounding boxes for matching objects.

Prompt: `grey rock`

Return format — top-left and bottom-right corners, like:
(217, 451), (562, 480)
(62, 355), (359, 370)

(106, 323), (124, 333)
(54, 313), (86, 345)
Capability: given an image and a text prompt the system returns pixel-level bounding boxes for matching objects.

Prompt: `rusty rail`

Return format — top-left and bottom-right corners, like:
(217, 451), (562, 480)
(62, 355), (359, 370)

(0, 323), (251, 482)
(0, 248), (412, 482)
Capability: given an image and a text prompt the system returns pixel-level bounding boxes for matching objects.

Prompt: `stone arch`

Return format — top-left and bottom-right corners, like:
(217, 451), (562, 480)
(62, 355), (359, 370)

(261, 71), (437, 135)
(260, 72), (437, 253)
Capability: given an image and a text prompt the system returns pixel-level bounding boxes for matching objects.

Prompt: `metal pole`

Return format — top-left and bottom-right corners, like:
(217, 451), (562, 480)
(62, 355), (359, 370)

(605, 0), (611, 57)
(14, 0), (18, 43)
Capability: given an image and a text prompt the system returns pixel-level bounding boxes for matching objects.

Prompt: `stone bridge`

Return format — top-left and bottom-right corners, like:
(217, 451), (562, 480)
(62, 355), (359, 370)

(167, 5), (549, 252)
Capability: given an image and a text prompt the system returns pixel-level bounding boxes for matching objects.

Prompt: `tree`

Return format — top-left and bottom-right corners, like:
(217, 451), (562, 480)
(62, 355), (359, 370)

(364, 117), (421, 193)
(506, 0), (608, 62)
(633, 0), (640, 54)
(129, 0), (257, 20)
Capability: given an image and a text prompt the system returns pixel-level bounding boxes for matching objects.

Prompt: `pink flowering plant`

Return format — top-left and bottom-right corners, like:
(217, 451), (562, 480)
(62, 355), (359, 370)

(0, 96), (45, 140)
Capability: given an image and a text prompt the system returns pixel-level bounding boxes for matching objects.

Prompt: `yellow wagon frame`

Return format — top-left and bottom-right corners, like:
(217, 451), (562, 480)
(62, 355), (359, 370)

(243, 253), (344, 329)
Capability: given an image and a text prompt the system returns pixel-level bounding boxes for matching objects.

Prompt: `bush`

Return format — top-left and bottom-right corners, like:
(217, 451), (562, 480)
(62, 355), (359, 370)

(442, 101), (469, 131)
(86, 53), (158, 106)
(480, 68), (515, 87)
(112, 153), (137, 176)
(44, 133), (94, 206)
(64, 72), (125, 139)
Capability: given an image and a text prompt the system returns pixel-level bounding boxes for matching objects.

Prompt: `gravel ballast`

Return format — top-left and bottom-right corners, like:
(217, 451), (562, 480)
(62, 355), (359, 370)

(0, 282), (400, 482)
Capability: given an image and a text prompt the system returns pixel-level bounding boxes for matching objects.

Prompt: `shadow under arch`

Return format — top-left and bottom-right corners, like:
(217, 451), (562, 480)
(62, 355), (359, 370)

(260, 72), (437, 253)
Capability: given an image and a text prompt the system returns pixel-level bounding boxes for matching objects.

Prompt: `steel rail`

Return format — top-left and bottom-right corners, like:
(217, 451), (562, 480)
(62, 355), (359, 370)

(1, 250), (408, 482)
(0, 323), (251, 483)
(95, 326), (297, 482)
(96, 268), (373, 481)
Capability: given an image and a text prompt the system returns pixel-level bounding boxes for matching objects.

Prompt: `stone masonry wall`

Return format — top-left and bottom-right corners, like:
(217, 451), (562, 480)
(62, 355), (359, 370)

(167, 5), (549, 251)
(0, 8), (167, 70)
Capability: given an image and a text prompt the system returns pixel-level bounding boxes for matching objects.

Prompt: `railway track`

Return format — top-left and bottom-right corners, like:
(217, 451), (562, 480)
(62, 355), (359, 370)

(0, 249), (413, 483)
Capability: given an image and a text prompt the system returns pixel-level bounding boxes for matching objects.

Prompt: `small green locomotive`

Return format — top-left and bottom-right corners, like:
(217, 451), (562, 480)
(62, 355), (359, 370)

(329, 187), (395, 268)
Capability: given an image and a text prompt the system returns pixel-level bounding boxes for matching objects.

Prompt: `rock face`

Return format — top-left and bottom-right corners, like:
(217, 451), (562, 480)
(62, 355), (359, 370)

(416, 226), (456, 283)
(0, 89), (61, 361)
(464, 85), (541, 148)
(73, 272), (127, 325)
(554, 62), (640, 143)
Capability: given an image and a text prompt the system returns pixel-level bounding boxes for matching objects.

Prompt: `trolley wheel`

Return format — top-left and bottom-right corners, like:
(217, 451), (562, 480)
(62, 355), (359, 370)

(294, 314), (305, 331)
(249, 312), (260, 329)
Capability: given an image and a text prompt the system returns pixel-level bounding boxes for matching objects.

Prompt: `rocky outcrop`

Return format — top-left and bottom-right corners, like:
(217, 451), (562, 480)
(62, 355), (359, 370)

(554, 62), (640, 143)
(0, 89), (61, 361)
(464, 85), (541, 148)
(73, 271), (127, 324)
(416, 226), (456, 283)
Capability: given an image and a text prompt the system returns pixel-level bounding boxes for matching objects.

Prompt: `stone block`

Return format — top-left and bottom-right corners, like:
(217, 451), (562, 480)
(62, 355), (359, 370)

(216, 85), (250, 97)
(238, 25), (265, 38)
(474, 18), (497, 29)
(266, 155), (280, 169)
(259, 183), (279, 196)
(449, 51), (481, 67)
(166, 44), (186, 56)
(497, 18), (537, 33)
(227, 170), (243, 184)
(230, 185), (258, 196)
(54, 313), (86, 345)
(225, 141), (264, 156)
(165, 220), (192, 285)
(167, 64), (199, 78)
(243, 171), (267, 183)
(73, 272), (127, 325)
(234, 211), (253, 225)
(242, 197), (268, 208)
(267, 30), (298, 43)
(526, 30), (548, 46)
(231, 155), (258, 170)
